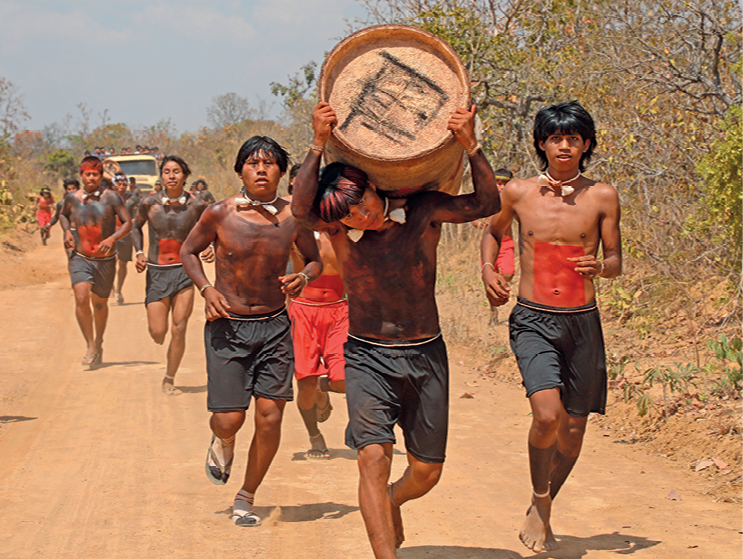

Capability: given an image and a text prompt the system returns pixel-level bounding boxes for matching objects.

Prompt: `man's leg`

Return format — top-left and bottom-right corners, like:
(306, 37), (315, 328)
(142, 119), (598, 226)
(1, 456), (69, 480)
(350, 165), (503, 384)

(209, 410), (246, 484)
(388, 453), (443, 550)
(146, 298), (171, 345)
(115, 260), (127, 304)
(520, 387), (587, 552)
(297, 376), (329, 458)
(242, 397), (287, 493)
(90, 292), (109, 359)
(357, 442), (396, 559)
(162, 286), (195, 394)
(73, 282), (96, 360)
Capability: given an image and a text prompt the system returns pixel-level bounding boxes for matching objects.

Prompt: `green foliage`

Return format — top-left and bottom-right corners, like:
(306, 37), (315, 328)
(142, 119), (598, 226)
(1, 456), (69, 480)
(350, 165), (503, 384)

(42, 149), (76, 179)
(693, 105), (742, 269)
(706, 333), (743, 395)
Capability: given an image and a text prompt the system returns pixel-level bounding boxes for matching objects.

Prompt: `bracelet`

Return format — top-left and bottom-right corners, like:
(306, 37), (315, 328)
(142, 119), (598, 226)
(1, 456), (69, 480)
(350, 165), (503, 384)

(466, 143), (481, 156)
(199, 283), (213, 295)
(481, 261), (494, 273)
(597, 260), (605, 276)
(298, 272), (310, 286)
(309, 144), (325, 153)
(135, 250), (144, 256)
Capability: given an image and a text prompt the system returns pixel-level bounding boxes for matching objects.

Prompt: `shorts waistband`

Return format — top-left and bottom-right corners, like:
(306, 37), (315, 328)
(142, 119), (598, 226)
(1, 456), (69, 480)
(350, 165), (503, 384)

(225, 306), (287, 321)
(72, 251), (116, 262)
(291, 298), (347, 307)
(148, 262), (183, 268)
(347, 332), (442, 348)
(517, 297), (597, 314)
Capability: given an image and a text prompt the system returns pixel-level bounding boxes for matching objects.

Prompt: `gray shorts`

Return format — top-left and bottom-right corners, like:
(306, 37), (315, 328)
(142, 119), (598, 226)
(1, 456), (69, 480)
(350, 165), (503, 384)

(145, 264), (193, 305)
(115, 234), (133, 262)
(509, 297), (607, 417)
(69, 252), (116, 298)
(344, 334), (449, 464)
(205, 308), (294, 412)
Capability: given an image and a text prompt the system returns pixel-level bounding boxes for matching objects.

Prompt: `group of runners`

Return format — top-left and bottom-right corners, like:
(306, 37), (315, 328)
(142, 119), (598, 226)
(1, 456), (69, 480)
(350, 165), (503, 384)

(47, 98), (620, 558)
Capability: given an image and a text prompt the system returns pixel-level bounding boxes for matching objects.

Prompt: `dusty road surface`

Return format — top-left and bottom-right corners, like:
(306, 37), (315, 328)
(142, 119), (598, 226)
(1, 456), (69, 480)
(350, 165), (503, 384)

(0, 228), (740, 559)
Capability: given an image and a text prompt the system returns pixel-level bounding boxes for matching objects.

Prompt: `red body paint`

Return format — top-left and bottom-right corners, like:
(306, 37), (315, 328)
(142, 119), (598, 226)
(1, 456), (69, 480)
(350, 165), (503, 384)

(77, 224), (103, 255)
(532, 242), (586, 307)
(158, 238), (183, 265)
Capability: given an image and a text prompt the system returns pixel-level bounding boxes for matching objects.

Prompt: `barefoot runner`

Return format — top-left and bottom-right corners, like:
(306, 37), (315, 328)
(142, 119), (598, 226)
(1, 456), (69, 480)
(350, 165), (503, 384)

(181, 136), (322, 527)
(61, 156), (132, 367)
(481, 101), (621, 553)
(292, 102), (499, 558)
(288, 229), (347, 459)
(131, 156), (211, 395)
(112, 173), (139, 305)
(34, 187), (55, 245)
(45, 179), (80, 258)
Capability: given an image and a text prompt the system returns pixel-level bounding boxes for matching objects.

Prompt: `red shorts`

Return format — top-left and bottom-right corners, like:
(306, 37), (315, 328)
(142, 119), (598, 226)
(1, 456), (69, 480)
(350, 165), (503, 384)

(496, 236), (515, 276)
(36, 211), (52, 228)
(288, 299), (348, 381)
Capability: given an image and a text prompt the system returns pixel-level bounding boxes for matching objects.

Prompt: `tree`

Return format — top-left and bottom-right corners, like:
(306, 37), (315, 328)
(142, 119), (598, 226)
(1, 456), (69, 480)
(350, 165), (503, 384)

(206, 93), (255, 129)
(0, 77), (29, 138)
(43, 149), (78, 181)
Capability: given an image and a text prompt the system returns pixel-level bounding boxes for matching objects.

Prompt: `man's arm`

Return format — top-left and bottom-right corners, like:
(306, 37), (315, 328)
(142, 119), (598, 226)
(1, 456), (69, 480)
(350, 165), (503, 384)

(429, 105), (501, 224)
(132, 199), (149, 272)
(291, 103), (337, 232)
(60, 195), (76, 249)
(568, 184), (622, 280)
(279, 223), (323, 298)
(480, 186), (517, 306)
(98, 193), (131, 255)
(45, 201), (63, 231)
(180, 206), (230, 320)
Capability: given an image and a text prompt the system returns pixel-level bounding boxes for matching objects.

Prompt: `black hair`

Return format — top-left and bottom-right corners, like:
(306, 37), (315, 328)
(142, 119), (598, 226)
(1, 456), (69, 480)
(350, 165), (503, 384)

(63, 178), (80, 188)
(316, 162), (368, 223)
(192, 179), (207, 188)
(159, 155), (192, 179)
(233, 136), (289, 174)
(494, 168), (513, 179)
(533, 101), (596, 172)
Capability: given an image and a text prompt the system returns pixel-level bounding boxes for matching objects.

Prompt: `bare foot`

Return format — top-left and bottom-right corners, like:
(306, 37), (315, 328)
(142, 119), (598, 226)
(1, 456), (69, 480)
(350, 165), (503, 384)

(306, 433), (330, 459)
(162, 375), (182, 395)
(519, 494), (558, 552)
(389, 484), (405, 549)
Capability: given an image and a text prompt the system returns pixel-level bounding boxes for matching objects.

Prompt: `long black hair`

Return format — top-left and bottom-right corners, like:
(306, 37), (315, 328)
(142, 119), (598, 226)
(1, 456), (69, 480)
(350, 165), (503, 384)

(233, 136), (289, 174)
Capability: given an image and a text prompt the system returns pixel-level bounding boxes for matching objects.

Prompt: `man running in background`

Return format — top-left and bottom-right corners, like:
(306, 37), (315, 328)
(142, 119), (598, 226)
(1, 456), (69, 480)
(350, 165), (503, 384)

(44, 179), (80, 258)
(181, 136), (322, 527)
(61, 156), (132, 367)
(481, 168), (515, 325)
(481, 101), (621, 553)
(292, 102), (499, 559)
(132, 156), (210, 395)
(288, 228), (347, 459)
(112, 173), (138, 305)
(191, 178), (216, 204)
(128, 176), (142, 201)
(34, 187), (55, 245)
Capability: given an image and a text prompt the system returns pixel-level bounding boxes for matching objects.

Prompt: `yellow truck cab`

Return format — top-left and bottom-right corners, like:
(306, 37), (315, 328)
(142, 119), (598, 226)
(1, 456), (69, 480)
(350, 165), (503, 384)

(104, 155), (159, 193)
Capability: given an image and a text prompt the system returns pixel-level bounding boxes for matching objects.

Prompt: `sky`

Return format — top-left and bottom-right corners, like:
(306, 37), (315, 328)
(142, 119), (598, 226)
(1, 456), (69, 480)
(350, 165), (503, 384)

(0, 0), (368, 135)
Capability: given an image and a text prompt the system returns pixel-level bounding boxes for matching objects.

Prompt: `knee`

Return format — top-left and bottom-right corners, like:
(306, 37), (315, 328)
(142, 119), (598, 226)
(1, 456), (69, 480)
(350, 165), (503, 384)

(93, 299), (107, 311)
(74, 293), (90, 307)
(410, 462), (443, 490)
(211, 413), (243, 434)
(357, 445), (391, 477)
(255, 404), (284, 432)
(531, 410), (561, 437)
(170, 320), (189, 340)
(148, 326), (166, 345)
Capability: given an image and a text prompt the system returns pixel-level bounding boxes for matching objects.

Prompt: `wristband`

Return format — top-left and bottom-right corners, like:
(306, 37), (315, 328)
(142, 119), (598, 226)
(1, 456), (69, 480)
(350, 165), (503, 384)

(309, 144), (325, 153)
(481, 262), (494, 273)
(136, 250), (144, 256)
(597, 260), (605, 276)
(466, 143), (481, 156)
(298, 272), (310, 286)
(199, 283), (213, 295)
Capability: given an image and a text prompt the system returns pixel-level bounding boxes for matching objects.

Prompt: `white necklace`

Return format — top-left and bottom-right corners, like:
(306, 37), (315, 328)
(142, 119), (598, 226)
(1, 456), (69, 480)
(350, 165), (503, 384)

(346, 197), (407, 242)
(163, 191), (187, 205)
(537, 171), (582, 196)
(234, 189), (279, 215)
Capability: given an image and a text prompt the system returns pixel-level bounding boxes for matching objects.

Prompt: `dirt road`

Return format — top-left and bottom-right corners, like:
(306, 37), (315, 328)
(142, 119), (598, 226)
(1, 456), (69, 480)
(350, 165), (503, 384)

(0, 229), (739, 558)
